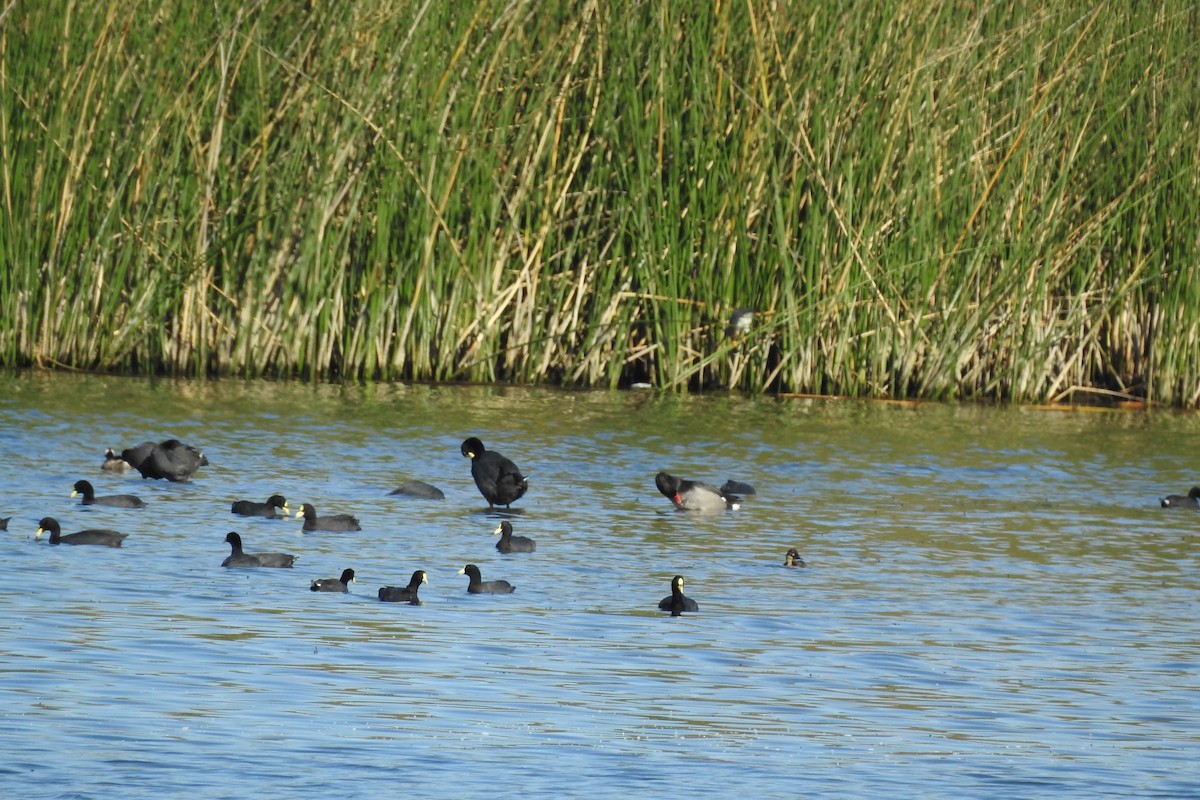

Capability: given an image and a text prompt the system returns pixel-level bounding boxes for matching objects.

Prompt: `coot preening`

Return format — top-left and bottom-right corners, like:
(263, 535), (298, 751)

(71, 479), (145, 509)
(231, 495), (290, 518)
(655, 472), (740, 513)
(296, 503), (361, 532)
(461, 437), (528, 509)
(378, 570), (429, 604)
(311, 568), (356, 592)
(458, 563), (515, 594)
(658, 575), (698, 616)
(36, 517), (127, 547)
(122, 439), (208, 481)
(221, 531), (296, 568)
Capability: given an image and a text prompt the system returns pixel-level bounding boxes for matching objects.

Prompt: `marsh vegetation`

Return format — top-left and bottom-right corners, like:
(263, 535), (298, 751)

(2, 1), (1196, 404)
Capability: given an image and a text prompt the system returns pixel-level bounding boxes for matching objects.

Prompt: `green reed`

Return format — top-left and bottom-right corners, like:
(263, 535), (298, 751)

(1, 0), (1197, 404)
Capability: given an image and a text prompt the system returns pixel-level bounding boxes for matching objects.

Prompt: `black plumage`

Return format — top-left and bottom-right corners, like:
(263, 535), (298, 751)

(388, 481), (445, 500)
(461, 437), (528, 509)
(311, 568), (356, 592)
(719, 479), (756, 496)
(122, 439), (208, 481)
(378, 570), (429, 604)
(36, 517), (127, 547)
(1161, 487), (1200, 508)
(221, 531), (295, 568)
(458, 563), (515, 594)
(658, 575), (698, 616)
(494, 520), (536, 553)
(296, 503), (361, 532)
(72, 479), (145, 509)
(231, 494), (290, 518)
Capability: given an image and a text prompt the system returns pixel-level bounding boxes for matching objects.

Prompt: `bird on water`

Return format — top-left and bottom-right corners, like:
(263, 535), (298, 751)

(461, 437), (528, 509)
(658, 575), (698, 616)
(36, 517), (127, 547)
(1161, 487), (1200, 508)
(311, 568), (356, 592)
(378, 570), (429, 604)
(494, 520), (536, 553)
(296, 503), (362, 532)
(121, 439), (208, 482)
(221, 531), (296, 568)
(458, 563), (515, 594)
(71, 479), (145, 509)
(655, 471), (741, 513)
(231, 494), (290, 518)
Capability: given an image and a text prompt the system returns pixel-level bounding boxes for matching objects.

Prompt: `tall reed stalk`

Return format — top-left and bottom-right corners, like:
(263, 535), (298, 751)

(1, 0), (1197, 405)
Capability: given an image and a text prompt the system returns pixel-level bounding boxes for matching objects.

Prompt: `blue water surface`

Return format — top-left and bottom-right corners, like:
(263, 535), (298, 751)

(0, 373), (1197, 799)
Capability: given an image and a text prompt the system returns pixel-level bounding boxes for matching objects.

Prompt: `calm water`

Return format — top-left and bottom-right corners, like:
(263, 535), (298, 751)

(1, 372), (1197, 799)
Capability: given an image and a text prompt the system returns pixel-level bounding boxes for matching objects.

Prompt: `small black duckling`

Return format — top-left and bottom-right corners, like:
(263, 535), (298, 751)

(1161, 487), (1200, 508)
(458, 563), (515, 594)
(658, 575), (699, 616)
(784, 548), (807, 568)
(656, 472), (740, 513)
(221, 531), (296, 568)
(36, 517), (127, 547)
(71, 479), (145, 509)
(311, 568), (356, 592)
(378, 570), (429, 604)
(494, 520), (536, 553)
(296, 503), (361, 532)
(101, 448), (132, 473)
(461, 437), (529, 509)
(388, 481), (445, 500)
(231, 494), (290, 518)
(0, 517), (10, 531)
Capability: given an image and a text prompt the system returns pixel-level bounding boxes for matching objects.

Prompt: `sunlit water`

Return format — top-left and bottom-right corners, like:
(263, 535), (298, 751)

(1, 372), (1197, 798)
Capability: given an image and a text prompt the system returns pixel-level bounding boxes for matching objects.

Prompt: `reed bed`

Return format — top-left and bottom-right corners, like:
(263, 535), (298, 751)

(1, 0), (1197, 405)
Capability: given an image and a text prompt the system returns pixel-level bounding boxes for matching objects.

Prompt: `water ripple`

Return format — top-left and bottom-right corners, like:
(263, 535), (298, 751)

(1, 375), (1197, 799)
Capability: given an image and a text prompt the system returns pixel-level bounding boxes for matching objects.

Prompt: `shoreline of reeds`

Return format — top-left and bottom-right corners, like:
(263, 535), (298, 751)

(2, 1), (1197, 405)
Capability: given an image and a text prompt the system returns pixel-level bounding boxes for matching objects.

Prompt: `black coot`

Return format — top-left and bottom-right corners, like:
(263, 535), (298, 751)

(458, 563), (515, 594)
(658, 575), (698, 616)
(72, 479), (145, 509)
(221, 531), (296, 568)
(1161, 487), (1200, 508)
(311, 568), (356, 592)
(36, 517), (127, 547)
(461, 437), (528, 509)
(494, 520), (536, 553)
(388, 481), (445, 500)
(231, 495), (290, 518)
(378, 570), (429, 604)
(296, 503), (361, 532)
(122, 439), (208, 481)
